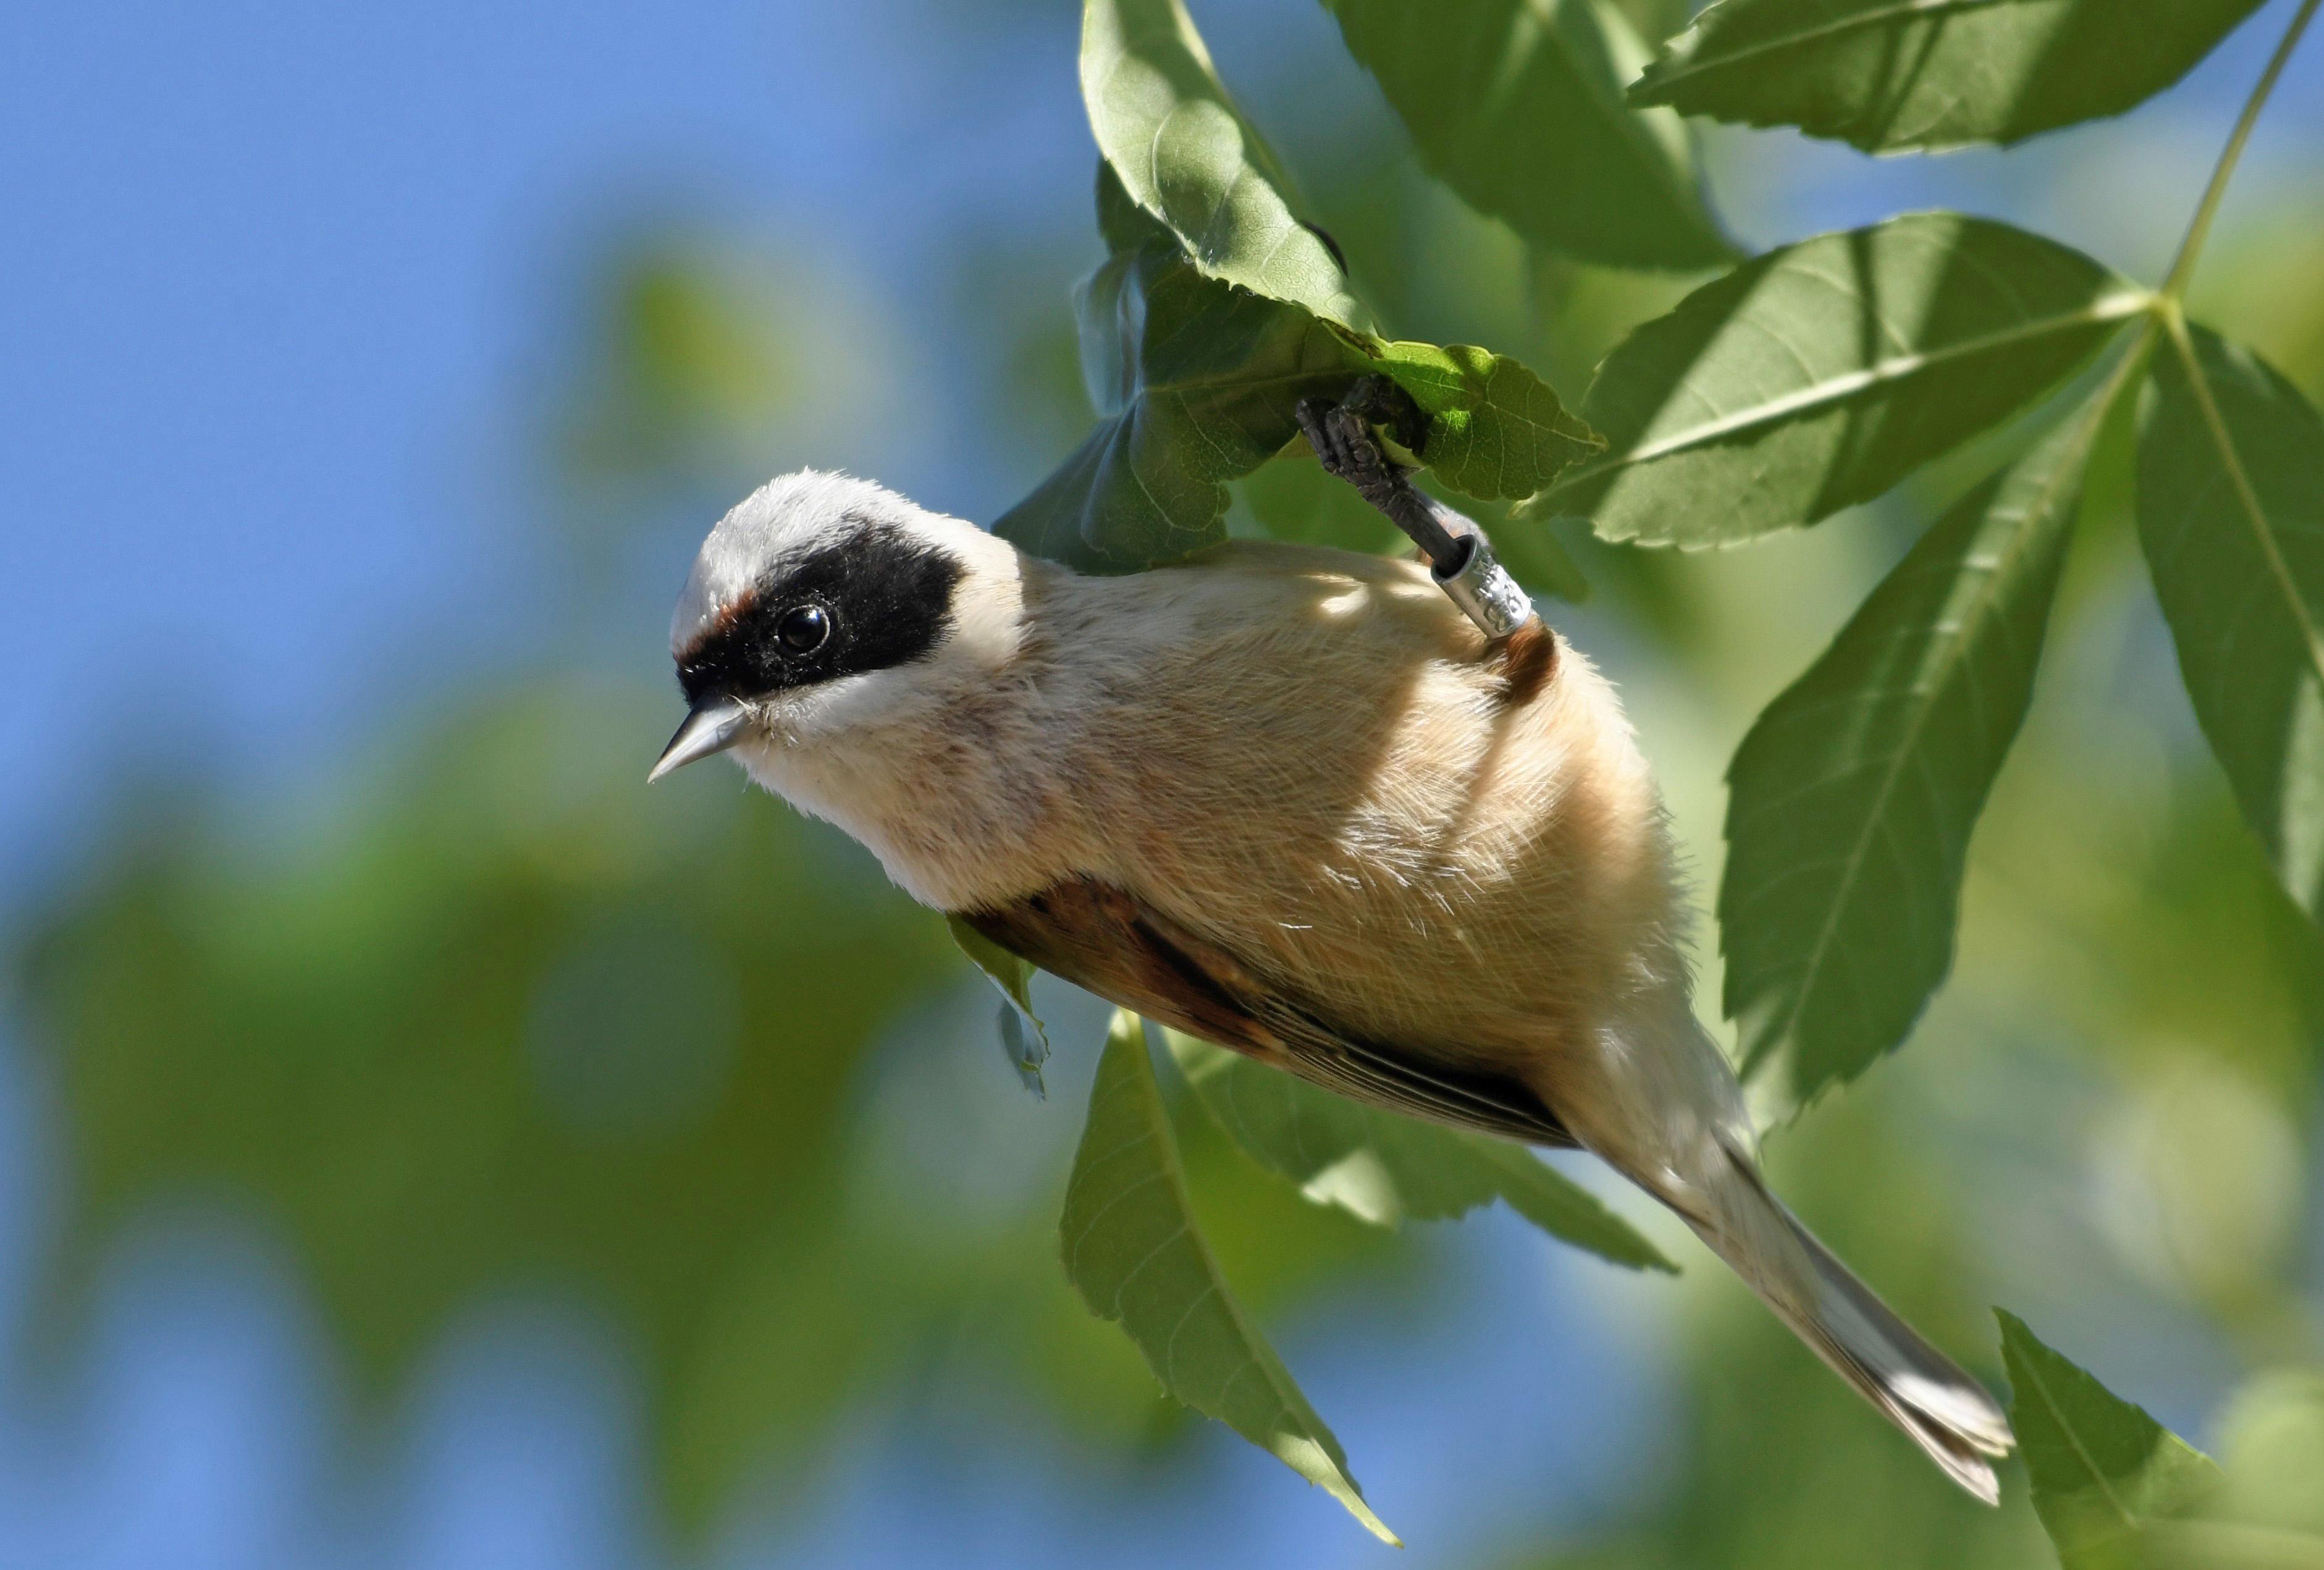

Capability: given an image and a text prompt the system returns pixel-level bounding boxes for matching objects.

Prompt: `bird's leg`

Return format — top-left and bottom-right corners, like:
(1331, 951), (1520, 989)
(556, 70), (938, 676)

(1295, 395), (1458, 559)
(1295, 379), (1536, 641)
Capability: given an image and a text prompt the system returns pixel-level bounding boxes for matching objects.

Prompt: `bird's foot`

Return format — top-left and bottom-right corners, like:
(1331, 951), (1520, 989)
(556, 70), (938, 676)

(1295, 376), (1429, 500)
(1295, 397), (1397, 504)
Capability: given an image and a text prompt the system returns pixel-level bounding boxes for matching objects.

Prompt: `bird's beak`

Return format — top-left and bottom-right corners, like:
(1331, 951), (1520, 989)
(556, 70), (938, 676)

(648, 696), (752, 783)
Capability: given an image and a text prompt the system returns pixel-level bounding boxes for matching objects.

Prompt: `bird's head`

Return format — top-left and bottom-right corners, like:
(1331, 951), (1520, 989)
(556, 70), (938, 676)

(650, 470), (1024, 782)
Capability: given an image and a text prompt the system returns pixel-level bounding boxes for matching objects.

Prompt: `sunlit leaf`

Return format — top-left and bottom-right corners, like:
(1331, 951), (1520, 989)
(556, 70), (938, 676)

(948, 914), (1051, 1096)
(1998, 1311), (2222, 1568)
(1368, 339), (1604, 502)
(1323, 0), (1732, 269)
(1632, 0), (2266, 154)
(1537, 214), (2148, 546)
(1002, 177), (1600, 572)
(1061, 1013), (1399, 1544)
(1083, 0), (1366, 326)
(1723, 395), (2103, 1114)
(1163, 1031), (1672, 1268)
(995, 238), (1357, 572)
(2139, 323), (2324, 922)
(559, 242), (817, 486)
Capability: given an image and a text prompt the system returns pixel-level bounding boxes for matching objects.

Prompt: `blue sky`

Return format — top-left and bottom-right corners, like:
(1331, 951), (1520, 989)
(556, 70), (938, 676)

(2, 1), (2321, 1564)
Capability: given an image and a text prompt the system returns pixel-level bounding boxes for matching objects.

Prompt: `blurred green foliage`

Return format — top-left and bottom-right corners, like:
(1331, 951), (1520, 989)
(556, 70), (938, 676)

(23, 682), (942, 1521)
(15, 670), (1413, 1531)
(562, 241), (820, 483)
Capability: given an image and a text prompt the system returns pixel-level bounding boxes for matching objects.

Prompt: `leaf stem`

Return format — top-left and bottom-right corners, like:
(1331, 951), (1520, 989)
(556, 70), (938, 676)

(2160, 0), (2321, 301)
(2086, 314), (2159, 429)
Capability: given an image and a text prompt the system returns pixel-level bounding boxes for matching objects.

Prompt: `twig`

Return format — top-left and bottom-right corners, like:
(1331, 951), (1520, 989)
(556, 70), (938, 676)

(2161, 0), (2320, 300)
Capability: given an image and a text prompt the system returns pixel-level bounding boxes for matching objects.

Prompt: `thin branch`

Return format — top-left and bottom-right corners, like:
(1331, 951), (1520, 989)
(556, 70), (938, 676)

(2160, 0), (2321, 300)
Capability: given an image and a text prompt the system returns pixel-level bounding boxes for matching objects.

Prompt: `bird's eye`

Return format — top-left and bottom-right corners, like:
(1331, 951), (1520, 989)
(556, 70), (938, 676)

(776, 603), (830, 654)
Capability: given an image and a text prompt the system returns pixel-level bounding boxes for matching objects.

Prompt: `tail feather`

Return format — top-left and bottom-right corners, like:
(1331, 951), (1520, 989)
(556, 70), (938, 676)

(1693, 1147), (2014, 1503)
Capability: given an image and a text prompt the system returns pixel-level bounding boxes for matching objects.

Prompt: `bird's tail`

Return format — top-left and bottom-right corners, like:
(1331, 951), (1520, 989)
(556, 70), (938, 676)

(1687, 1146), (2015, 1503)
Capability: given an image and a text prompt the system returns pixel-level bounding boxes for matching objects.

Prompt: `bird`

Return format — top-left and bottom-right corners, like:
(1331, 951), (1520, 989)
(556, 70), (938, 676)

(650, 466), (2016, 1501)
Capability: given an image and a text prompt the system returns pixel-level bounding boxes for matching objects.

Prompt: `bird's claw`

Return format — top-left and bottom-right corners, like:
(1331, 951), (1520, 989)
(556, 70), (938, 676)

(1295, 400), (1387, 498)
(1342, 374), (1429, 455)
(1297, 377), (1429, 497)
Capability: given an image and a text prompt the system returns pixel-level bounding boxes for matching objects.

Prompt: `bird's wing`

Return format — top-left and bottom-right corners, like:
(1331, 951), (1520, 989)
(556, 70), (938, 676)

(961, 875), (1576, 1149)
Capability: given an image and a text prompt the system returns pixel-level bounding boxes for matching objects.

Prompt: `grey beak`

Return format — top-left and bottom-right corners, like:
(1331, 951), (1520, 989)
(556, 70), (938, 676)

(648, 696), (752, 783)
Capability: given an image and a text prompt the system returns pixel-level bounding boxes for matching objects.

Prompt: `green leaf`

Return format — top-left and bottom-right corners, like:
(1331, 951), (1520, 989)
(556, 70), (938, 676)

(1536, 214), (2149, 547)
(2079, 337), (2152, 538)
(1001, 181), (1601, 572)
(995, 238), (1359, 572)
(1631, 0), (2267, 154)
(1366, 339), (1605, 502)
(1061, 1013), (1399, 1544)
(1998, 1311), (2223, 1569)
(946, 914), (1051, 1097)
(1082, 0), (1366, 326)
(1323, 0), (1732, 270)
(2210, 1374), (2324, 1550)
(1163, 1029), (1673, 1268)
(1722, 397), (2102, 1113)
(2139, 323), (2324, 923)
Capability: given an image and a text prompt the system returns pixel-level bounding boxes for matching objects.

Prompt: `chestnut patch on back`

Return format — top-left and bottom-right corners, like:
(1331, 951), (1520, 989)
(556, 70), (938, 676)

(1492, 620), (1558, 706)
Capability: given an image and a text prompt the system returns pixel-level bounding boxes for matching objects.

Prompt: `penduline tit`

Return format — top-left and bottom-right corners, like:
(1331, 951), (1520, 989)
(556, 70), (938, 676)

(650, 461), (2015, 1502)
